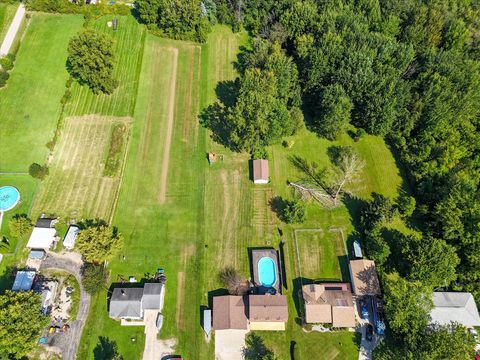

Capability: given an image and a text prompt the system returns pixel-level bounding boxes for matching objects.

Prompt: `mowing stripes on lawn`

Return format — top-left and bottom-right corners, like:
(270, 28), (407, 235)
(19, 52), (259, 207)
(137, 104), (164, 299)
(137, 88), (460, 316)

(31, 116), (132, 220)
(0, 14), (84, 172)
(65, 15), (145, 117)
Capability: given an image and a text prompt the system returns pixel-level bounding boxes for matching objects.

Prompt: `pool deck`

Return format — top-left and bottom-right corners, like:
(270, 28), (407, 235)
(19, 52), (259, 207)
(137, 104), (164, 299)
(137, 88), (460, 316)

(250, 249), (281, 294)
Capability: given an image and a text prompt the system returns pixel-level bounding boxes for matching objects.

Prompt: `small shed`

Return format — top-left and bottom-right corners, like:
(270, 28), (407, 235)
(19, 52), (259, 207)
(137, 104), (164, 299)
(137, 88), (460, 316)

(202, 308), (212, 336)
(353, 240), (363, 259)
(252, 159), (269, 184)
(63, 225), (79, 250)
(12, 271), (36, 291)
(26, 227), (56, 250)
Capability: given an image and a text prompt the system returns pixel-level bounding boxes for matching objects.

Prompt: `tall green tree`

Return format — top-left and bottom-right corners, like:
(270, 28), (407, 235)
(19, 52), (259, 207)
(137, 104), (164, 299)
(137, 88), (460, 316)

(400, 235), (459, 288)
(67, 30), (118, 94)
(314, 84), (352, 140)
(227, 68), (296, 151)
(75, 225), (123, 263)
(383, 273), (433, 349)
(8, 214), (32, 239)
(0, 291), (49, 359)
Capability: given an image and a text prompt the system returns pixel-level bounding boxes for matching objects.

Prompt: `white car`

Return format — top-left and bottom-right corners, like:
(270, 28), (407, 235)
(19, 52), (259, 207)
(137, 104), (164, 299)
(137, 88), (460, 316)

(469, 328), (479, 343)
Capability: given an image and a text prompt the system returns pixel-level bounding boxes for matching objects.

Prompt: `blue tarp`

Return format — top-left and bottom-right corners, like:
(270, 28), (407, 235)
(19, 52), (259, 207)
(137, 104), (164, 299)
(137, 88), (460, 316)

(12, 271), (35, 291)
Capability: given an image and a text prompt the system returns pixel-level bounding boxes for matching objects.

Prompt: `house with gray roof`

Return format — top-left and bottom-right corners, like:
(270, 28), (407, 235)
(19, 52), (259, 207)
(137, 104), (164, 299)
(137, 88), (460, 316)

(430, 292), (480, 328)
(109, 283), (163, 320)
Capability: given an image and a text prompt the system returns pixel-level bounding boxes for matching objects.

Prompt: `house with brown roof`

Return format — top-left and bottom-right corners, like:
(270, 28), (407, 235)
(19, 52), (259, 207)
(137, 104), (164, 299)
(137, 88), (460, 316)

(252, 159), (269, 184)
(212, 295), (248, 330)
(302, 283), (355, 328)
(248, 294), (288, 330)
(212, 294), (288, 331)
(349, 259), (381, 296)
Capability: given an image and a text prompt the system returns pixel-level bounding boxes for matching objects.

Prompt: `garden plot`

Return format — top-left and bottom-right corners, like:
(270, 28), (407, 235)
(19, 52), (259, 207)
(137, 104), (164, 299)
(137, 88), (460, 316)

(32, 116), (131, 221)
(294, 228), (348, 281)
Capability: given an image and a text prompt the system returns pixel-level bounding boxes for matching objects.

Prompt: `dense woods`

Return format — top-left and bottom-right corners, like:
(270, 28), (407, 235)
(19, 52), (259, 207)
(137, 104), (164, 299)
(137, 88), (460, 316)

(207, 0), (480, 356)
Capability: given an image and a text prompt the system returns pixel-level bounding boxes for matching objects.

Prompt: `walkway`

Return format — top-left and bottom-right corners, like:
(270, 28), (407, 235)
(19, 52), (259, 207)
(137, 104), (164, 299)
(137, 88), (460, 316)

(40, 252), (90, 360)
(0, 3), (25, 57)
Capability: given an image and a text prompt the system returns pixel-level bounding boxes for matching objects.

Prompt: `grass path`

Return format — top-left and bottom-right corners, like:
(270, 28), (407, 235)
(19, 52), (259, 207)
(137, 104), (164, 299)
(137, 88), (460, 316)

(158, 48), (178, 204)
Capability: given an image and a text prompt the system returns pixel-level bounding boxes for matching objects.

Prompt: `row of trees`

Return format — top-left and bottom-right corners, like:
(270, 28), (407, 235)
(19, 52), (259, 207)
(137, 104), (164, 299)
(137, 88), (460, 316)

(136, 0), (211, 42)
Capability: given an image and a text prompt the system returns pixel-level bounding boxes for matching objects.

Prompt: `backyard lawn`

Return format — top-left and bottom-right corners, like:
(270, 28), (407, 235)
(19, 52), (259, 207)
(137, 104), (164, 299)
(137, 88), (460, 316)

(0, 14), (84, 172)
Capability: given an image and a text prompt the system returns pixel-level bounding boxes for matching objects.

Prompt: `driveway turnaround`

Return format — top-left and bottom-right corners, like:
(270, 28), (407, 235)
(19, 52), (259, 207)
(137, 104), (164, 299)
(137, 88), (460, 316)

(40, 252), (90, 360)
(0, 3), (25, 56)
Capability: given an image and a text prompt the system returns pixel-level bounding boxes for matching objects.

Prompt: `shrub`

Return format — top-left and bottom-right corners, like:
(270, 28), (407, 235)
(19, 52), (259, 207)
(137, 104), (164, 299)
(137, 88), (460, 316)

(9, 214), (32, 239)
(28, 163), (49, 180)
(396, 191), (416, 218)
(0, 69), (9, 87)
(0, 56), (14, 71)
(219, 267), (249, 295)
(82, 263), (107, 294)
(283, 199), (306, 223)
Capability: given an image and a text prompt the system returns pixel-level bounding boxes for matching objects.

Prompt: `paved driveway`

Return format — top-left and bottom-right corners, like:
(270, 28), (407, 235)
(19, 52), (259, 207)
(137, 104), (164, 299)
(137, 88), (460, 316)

(215, 329), (248, 360)
(0, 4), (25, 56)
(354, 298), (381, 360)
(40, 252), (90, 360)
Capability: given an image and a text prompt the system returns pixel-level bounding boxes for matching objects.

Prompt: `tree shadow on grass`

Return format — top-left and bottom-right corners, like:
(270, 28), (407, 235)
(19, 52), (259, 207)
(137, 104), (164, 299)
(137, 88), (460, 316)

(199, 80), (240, 152)
(93, 336), (122, 360)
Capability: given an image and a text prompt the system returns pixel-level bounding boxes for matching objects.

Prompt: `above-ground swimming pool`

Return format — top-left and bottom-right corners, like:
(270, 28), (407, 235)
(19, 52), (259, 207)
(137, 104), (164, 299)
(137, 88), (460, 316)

(258, 256), (277, 287)
(0, 186), (20, 212)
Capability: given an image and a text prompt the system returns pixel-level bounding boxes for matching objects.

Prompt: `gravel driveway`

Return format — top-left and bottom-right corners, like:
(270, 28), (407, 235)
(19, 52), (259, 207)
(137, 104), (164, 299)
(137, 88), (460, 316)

(0, 4), (25, 57)
(40, 252), (90, 360)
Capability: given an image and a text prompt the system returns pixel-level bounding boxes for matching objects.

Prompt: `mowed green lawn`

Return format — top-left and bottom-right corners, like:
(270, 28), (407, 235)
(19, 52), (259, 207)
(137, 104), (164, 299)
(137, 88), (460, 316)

(65, 15), (145, 117)
(0, 3), (16, 42)
(0, 14), (84, 172)
(78, 34), (205, 359)
(31, 116), (132, 221)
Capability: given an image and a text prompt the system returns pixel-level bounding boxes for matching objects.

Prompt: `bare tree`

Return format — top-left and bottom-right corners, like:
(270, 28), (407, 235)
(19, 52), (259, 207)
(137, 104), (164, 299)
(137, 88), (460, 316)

(219, 267), (249, 295)
(289, 147), (364, 207)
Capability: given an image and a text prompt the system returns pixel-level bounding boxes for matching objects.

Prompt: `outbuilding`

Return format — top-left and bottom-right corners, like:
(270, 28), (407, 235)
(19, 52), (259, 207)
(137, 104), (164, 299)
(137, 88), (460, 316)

(63, 225), (79, 250)
(252, 159), (269, 184)
(12, 270), (36, 291)
(349, 259), (381, 296)
(26, 227), (57, 250)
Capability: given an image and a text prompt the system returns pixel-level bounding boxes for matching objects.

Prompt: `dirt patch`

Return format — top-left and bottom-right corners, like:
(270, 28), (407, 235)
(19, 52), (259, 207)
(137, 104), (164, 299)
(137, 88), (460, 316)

(158, 47), (179, 204)
(175, 271), (186, 330)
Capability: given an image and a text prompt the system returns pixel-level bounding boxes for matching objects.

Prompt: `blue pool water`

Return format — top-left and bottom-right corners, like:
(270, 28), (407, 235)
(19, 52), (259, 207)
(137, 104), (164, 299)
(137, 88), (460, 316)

(0, 186), (20, 211)
(258, 257), (276, 287)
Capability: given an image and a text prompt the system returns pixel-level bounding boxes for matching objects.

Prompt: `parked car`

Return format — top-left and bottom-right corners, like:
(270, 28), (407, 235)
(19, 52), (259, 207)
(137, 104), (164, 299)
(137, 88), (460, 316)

(469, 328), (478, 343)
(361, 302), (369, 319)
(366, 324), (374, 341)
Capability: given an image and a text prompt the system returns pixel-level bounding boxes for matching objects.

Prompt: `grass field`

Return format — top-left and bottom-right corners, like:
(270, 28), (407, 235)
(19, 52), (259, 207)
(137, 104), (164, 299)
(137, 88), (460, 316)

(65, 15), (145, 117)
(0, 3), (16, 42)
(295, 229), (348, 282)
(0, 14), (84, 172)
(31, 116), (132, 221)
(77, 33), (204, 359)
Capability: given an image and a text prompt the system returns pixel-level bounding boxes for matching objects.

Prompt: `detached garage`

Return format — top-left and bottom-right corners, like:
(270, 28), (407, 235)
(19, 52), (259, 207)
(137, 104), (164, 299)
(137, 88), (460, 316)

(26, 227), (57, 250)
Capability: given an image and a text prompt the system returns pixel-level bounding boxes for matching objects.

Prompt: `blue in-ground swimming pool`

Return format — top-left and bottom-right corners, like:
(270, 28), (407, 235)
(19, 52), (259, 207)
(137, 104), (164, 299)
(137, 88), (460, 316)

(0, 186), (20, 212)
(258, 256), (277, 287)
